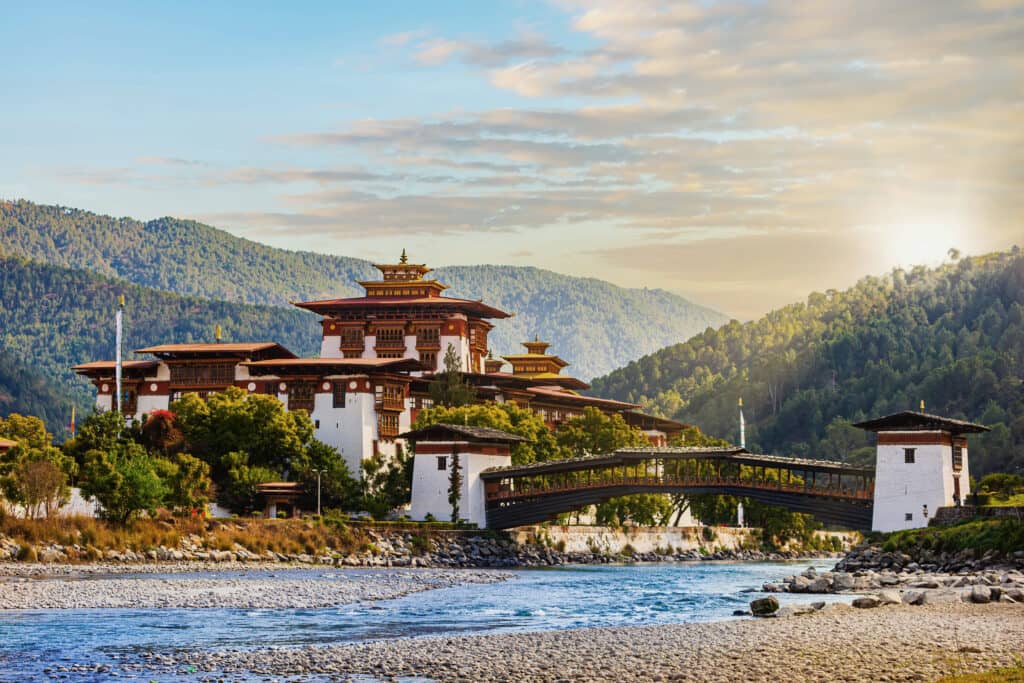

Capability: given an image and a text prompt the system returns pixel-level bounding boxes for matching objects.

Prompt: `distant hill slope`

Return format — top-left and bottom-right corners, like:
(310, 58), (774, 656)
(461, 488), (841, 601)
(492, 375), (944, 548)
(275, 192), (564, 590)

(0, 200), (726, 380)
(0, 254), (320, 437)
(0, 349), (72, 432)
(591, 250), (1024, 476)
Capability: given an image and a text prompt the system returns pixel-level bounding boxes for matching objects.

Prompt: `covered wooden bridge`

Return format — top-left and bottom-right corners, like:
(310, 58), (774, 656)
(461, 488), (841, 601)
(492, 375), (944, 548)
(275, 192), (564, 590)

(480, 446), (875, 530)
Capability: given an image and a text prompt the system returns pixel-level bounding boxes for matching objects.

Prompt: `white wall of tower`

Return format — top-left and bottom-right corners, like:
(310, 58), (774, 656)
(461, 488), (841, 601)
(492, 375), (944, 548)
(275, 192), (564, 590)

(871, 431), (969, 532)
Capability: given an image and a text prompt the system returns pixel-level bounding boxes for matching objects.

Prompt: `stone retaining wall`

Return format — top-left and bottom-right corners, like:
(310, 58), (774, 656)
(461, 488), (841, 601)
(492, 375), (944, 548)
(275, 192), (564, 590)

(932, 505), (1024, 525)
(509, 525), (858, 555)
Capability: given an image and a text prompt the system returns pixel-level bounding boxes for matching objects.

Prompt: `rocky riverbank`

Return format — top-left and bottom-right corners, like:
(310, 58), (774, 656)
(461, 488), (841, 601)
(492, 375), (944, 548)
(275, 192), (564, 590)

(158, 603), (1023, 682)
(0, 526), (841, 569)
(0, 566), (511, 610)
(759, 540), (1024, 609)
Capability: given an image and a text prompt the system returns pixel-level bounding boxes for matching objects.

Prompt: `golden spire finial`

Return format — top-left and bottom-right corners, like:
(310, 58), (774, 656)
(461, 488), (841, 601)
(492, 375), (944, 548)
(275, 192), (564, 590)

(400, 248), (408, 264)
(920, 399), (925, 411)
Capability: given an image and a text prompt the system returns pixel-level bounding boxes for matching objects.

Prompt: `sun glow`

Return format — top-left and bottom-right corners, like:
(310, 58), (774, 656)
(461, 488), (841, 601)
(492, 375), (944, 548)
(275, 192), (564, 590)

(874, 220), (969, 268)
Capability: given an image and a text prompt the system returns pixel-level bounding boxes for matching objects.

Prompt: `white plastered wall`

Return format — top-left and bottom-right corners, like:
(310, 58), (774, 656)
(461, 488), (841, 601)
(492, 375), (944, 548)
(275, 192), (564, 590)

(409, 441), (511, 527)
(309, 386), (376, 477)
(321, 335), (342, 358)
(871, 431), (964, 532)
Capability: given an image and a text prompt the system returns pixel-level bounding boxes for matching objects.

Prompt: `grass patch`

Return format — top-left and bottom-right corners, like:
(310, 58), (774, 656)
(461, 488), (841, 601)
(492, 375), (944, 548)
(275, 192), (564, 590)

(0, 515), (366, 560)
(937, 666), (1024, 682)
(883, 519), (1024, 556)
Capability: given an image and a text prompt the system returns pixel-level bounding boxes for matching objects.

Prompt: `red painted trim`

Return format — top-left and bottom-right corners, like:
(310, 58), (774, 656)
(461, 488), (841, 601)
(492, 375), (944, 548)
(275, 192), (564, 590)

(878, 432), (953, 446)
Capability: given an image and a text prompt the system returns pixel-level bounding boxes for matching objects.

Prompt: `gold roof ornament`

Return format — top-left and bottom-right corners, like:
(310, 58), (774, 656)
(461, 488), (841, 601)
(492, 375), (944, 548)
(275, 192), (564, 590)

(400, 248), (408, 264)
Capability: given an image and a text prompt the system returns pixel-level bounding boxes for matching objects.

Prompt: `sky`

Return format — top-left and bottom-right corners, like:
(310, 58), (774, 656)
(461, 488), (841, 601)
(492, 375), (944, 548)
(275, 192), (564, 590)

(2, 1), (1022, 319)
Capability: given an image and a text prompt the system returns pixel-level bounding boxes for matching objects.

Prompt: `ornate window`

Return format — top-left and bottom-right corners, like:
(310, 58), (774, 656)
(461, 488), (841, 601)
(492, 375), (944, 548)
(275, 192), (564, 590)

(436, 456), (447, 470)
(332, 382), (346, 409)
(378, 412), (400, 438)
(904, 448), (916, 464)
(169, 362), (235, 386)
(340, 328), (365, 348)
(289, 382), (315, 413)
(375, 327), (405, 349)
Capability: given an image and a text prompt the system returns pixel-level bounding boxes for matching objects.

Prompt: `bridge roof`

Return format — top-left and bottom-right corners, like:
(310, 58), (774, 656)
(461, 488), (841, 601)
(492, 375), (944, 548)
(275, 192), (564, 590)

(481, 446), (874, 479)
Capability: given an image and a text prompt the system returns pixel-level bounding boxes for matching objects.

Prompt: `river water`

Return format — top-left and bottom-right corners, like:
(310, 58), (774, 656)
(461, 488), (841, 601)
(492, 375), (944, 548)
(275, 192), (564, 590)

(0, 561), (846, 682)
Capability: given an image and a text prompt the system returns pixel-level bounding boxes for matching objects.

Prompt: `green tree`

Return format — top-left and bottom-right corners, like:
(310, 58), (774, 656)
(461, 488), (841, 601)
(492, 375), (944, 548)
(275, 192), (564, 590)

(428, 343), (477, 407)
(80, 442), (166, 524)
(448, 448), (463, 523)
(172, 386), (349, 512)
(0, 414), (77, 518)
(65, 410), (129, 465)
(359, 446), (413, 518)
(977, 472), (1024, 499)
(556, 407), (647, 457)
(155, 453), (214, 514)
(217, 451), (278, 512)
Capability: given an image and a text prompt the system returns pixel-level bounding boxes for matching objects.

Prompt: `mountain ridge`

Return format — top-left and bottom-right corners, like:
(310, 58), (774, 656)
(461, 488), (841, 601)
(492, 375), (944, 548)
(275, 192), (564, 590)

(590, 249), (1024, 476)
(0, 199), (727, 380)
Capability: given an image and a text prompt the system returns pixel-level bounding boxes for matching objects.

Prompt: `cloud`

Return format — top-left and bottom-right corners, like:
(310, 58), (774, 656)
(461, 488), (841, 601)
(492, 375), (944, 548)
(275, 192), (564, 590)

(414, 38), (463, 65)
(67, 1), (1024, 317)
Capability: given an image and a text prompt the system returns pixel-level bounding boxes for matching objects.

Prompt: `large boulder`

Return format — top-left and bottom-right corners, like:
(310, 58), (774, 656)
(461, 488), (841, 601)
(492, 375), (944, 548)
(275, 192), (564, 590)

(790, 576), (812, 593)
(877, 590), (902, 605)
(970, 585), (992, 604)
(852, 596), (882, 609)
(832, 573), (855, 591)
(902, 591), (925, 605)
(921, 591), (961, 605)
(750, 596), (780, 617)
(808, 577), (832, 593)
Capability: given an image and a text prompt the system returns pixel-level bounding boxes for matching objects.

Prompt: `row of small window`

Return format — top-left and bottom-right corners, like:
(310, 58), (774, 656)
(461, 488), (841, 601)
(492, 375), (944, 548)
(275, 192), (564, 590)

(342, 328), (442, 344)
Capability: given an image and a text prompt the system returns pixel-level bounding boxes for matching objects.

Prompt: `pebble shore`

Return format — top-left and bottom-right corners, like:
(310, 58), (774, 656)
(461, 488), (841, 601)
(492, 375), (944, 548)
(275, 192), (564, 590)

(0, 565), (511, 610)
(172, 602), (1024, 682)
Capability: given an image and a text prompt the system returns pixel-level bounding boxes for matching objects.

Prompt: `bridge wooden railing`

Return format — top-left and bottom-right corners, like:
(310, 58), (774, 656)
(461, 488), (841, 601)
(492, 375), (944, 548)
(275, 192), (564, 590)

(486, 474), (873, 503)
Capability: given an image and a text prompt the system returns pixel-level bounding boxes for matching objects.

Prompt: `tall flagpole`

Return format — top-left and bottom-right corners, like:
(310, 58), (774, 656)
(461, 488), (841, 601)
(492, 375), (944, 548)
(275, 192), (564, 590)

(115, 294), (124, 414)
(738, 397), (745, 449)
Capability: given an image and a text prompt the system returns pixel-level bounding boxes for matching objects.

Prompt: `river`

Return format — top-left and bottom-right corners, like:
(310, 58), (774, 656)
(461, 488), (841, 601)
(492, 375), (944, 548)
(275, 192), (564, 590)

(0, 560), (846, 682)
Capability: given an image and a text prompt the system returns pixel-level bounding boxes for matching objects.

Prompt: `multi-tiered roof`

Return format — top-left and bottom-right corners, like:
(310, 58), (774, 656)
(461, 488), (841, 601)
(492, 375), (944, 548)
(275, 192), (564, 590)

(292, 250), (512, 320)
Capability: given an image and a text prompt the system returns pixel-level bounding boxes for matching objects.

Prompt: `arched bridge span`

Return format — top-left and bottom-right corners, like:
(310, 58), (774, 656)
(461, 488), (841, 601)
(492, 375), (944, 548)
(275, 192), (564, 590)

(480, 447), (875, 530)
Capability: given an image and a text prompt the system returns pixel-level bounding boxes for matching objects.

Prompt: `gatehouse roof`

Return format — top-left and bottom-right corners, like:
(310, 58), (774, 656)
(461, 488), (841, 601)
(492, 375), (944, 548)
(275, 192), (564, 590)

(399, 423), (530, 444)
(853, 411), (989, 434)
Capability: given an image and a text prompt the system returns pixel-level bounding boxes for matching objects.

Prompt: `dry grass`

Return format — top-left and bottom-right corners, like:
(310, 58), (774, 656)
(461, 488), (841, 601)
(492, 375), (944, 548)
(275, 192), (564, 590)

(0, 515), (366, 560)
(938, 667), (1024, 682)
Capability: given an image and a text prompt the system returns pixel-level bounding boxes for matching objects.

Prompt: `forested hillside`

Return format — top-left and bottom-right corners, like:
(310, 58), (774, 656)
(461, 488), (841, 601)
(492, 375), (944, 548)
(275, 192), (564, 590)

(0, 350), (71, 431)
(0, 255), (320, 437)
(0, 200), (726, 379)
(591, 250), (1024, 476)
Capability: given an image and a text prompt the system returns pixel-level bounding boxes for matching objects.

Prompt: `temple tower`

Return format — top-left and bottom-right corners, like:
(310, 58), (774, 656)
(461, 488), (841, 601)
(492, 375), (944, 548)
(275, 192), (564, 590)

(854, 411), (988, 532)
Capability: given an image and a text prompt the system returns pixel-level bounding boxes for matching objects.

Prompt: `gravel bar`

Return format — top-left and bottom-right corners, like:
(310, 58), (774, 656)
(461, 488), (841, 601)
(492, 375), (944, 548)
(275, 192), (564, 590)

(178, 602), (1024, 682)
(0, 567), (511, 609)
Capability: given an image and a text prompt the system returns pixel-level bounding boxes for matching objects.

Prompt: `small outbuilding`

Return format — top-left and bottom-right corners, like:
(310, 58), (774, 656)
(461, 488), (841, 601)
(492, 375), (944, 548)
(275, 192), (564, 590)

(403, 423), (528, 527)
(255, 481), (306, 519)
(854, 410), (988, 532)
